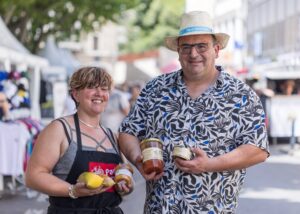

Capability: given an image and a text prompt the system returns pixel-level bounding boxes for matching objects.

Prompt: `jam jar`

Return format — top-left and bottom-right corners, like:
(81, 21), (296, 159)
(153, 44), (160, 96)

(114, 163), (134, 185)
(172, 145), (193, 160)
(140, 138), (164, 174)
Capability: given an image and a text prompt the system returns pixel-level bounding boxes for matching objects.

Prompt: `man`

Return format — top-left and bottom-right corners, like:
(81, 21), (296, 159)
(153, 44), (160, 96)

(119, 11), (269, 213)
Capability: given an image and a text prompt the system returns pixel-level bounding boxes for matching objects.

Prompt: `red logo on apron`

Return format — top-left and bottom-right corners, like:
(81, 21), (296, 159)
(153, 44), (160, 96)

(89, 162), (117, 192)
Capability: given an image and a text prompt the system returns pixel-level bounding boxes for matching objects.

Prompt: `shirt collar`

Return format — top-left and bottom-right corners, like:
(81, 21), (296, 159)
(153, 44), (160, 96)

(175, 66), (225, 90)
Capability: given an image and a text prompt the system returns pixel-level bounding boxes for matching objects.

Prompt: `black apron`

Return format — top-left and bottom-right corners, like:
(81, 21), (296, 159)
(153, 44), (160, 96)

(48, 113), (123, 214)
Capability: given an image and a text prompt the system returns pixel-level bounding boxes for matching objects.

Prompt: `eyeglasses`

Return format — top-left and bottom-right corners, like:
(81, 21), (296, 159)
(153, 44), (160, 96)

(178, 43), (211, 55)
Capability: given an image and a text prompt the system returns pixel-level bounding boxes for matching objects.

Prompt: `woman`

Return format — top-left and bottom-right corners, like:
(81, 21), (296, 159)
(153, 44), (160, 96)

(25, 67), (133, 214)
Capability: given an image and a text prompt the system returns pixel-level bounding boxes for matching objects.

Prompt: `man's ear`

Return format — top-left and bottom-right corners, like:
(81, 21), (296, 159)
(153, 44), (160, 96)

(214, 44), (220, 58)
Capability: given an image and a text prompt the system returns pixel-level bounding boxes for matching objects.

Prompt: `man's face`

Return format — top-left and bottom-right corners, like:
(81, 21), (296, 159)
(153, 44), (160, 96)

(177, 34), (220, 80)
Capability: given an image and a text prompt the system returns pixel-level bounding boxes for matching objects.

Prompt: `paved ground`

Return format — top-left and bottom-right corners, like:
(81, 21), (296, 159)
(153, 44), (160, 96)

(237, 144), (300, 214)
(1, 143), (299, 214)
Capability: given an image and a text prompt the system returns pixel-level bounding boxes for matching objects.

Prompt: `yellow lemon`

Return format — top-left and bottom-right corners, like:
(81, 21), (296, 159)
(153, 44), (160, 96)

(78, 172), (104, 189)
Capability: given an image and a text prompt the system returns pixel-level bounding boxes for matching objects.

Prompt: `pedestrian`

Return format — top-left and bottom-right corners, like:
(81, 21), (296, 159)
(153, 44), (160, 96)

(25, 66), (133, 214)
(119, 11), (269, 213)
(128, 82), (142, 110)
(101, 85), (130, 133)
(278, 79), (296, 95)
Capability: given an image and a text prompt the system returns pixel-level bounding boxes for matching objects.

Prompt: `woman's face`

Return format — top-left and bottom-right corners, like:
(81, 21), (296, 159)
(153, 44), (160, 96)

(72, 85), (110, 115)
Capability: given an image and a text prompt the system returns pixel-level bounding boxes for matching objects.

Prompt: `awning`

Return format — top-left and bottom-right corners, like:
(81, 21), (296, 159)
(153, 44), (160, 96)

(0, 16), (48, 67)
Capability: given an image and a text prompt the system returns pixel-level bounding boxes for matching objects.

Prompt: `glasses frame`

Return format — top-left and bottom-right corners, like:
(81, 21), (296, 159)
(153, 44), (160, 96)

(178, 43), (214, 55)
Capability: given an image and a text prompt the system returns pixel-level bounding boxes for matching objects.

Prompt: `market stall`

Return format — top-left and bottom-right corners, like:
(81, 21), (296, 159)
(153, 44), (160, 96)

(0, 15), (48, 194)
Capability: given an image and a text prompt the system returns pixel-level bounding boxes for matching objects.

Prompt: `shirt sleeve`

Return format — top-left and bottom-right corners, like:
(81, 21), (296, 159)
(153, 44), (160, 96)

(236, 88), (270, 155)
(119, 85), (149, 140)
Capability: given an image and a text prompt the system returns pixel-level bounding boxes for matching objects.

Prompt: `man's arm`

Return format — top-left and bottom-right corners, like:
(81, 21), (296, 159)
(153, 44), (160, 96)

(119, 133), (141, 165)
(175, 144), (268, 173)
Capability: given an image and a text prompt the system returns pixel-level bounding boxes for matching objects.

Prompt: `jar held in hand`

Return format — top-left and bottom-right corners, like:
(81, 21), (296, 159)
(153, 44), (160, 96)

(140, 138), (164, 174)
(114, 163), (134, 185)
(172, 145), (193, 160)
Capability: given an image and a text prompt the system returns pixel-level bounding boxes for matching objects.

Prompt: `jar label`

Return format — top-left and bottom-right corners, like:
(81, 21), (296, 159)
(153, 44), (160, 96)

(142, 148), (163, 162)
(173, 147), (192, 160)
(115, 168), (133, 178)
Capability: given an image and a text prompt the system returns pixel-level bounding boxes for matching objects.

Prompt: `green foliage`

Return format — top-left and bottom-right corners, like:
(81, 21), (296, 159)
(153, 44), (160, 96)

(120, 0), (185, 54)
(0, 0), (139, 53)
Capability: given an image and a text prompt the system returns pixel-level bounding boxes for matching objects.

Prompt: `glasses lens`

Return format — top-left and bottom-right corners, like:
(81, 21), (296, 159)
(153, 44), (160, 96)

(195, 43), (208, 53)
(179, 46), (191, 54)
(179, 43), (209, 54)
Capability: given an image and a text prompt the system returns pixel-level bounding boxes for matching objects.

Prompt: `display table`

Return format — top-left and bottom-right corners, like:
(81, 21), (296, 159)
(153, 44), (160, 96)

(0, 121), (30, 191)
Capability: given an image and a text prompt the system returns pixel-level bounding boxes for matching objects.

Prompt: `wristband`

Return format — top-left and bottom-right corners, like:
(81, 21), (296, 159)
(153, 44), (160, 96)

(68, 185), (78, 199)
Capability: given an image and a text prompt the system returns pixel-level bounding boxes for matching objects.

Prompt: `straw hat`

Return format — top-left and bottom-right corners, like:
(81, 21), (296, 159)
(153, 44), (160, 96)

(164, 11), (230, 51)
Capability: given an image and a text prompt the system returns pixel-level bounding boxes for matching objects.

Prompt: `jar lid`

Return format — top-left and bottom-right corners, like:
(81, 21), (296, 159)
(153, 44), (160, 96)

(140, 138), (163, 145)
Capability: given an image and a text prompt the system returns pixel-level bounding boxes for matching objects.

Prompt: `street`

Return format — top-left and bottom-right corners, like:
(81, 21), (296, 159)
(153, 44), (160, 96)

(0, 144), (300, 214)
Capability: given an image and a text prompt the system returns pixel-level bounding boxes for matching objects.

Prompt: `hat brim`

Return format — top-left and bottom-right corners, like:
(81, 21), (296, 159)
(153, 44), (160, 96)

(165, 32), (230, 51)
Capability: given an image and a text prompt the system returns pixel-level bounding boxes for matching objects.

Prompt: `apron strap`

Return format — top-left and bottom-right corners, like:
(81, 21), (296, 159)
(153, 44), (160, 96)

(73, 113), (82, 150)
(103, 128), (121, 157)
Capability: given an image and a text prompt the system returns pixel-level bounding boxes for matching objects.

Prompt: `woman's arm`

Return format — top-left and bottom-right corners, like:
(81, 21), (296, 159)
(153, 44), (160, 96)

(25, 120), (71, 197)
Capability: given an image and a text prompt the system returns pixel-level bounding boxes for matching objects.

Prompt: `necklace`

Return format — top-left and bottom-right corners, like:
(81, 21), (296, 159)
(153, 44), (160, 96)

(79, 118), (101, 129)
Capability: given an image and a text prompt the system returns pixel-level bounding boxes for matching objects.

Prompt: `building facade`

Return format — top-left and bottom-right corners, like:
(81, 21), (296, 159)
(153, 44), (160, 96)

(247, 0), (300, 66)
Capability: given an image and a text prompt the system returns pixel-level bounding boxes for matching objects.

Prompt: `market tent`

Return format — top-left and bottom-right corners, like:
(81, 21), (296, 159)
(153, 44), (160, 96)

(0, 16), (49, 119)
(0, 17), (29, 54)
(38, 36), (80, 76)
(0, 16), (48, 68)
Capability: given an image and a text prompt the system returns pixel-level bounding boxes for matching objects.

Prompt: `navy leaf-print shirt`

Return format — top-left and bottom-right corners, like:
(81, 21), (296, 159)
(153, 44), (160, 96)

(120, 67), (269, 213)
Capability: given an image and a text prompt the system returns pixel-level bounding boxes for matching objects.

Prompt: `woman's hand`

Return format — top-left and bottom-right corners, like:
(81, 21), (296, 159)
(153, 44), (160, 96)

(115, 179), (134, 196)
(72, 181), (112, 197)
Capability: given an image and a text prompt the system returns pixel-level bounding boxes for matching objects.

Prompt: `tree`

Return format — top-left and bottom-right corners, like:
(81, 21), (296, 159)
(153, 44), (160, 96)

(0, 0), (139, 53)
(120, 0), (185, 54)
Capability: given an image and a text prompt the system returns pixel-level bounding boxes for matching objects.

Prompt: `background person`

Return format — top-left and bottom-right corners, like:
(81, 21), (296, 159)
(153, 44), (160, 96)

(278, 79), (296, 95)
(0, 92), (10, 120)
(101, 85), (130, 133)
(119, 11), (269, 213)
(25, 67), (132, 214)
(128, 82), (142, 111)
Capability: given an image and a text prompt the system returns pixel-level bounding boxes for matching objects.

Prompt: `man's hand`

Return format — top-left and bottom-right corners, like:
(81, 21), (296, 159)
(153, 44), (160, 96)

(174, 147), (209, 174)
(175, 144), (268, 173)
(135, 155), (164, 180)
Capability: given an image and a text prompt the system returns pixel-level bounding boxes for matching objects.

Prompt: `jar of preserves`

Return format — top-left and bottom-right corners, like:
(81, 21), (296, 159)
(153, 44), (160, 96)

(172, 145), (193, 160)
(114, 163), (134, 186)
(140, 138), (164, 174)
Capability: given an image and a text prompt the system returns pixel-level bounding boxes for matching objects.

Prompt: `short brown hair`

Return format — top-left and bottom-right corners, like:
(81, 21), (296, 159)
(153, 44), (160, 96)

(69, 66), (113, 92)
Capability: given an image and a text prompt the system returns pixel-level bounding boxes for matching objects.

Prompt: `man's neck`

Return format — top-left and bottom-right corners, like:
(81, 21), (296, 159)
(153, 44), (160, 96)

(184, 68), (219, 99)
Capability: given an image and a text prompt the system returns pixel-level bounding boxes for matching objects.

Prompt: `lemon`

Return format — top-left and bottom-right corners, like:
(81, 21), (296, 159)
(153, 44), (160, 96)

(78, 172), (104, 189)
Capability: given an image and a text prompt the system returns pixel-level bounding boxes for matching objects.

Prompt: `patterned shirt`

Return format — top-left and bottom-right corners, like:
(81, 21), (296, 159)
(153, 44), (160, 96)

(120, 67), (269, 214)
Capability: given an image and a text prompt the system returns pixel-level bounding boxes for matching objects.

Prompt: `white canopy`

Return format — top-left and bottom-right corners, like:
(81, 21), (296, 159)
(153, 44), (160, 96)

(0, 16), (48, 68)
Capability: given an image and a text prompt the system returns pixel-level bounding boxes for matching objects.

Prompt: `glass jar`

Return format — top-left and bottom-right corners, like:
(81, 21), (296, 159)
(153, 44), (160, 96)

(140, 138), (164, 174)
(114, 163), (134, 185)
(172, 145), (192, 160)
